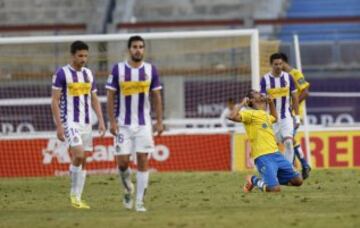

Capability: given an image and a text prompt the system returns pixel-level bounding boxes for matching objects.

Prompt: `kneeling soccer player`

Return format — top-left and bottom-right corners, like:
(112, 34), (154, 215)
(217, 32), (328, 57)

(229, 90), (303, 192)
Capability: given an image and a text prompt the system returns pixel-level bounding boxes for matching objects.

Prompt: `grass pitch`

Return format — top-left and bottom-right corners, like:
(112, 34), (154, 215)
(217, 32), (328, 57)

(1, 170), (360, 228)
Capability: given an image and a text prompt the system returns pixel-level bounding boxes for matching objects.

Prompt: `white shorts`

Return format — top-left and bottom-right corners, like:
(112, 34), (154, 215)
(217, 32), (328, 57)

(113, 125), (155, 156)
(64, 124), (93, 151)
(273, 117), (294, 143)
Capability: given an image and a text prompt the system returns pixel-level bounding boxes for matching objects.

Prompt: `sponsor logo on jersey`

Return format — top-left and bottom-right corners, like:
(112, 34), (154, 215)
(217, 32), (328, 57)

(119, 81), (150, 96)
(67, 82), (91, 96)
(267, 87), (289, 98)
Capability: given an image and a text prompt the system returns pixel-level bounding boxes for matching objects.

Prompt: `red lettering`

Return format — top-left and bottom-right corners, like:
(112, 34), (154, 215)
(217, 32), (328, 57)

(329, 136), (348, 167)
(353, 136), (360, 167)
(307, 137), (324, 168)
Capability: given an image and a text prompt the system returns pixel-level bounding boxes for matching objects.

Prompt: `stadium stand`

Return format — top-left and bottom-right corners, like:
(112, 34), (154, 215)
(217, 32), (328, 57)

(280, 0), (360, 41)
(0, 0), (111, 35)
(112, 0), (286, 35)
(113, 0), (285, 22)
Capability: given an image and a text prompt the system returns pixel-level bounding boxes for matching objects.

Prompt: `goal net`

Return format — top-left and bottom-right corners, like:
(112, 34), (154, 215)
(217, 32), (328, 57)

(0, 29), (266, 177)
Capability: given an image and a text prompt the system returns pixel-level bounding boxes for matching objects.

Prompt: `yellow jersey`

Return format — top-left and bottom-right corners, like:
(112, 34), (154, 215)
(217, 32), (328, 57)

(289, 68), (310, 117)
(240, 109), (278, 160)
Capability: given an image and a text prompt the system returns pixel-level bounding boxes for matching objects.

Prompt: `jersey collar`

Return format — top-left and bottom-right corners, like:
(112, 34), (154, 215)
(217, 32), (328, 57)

(125, 61), (144, 69)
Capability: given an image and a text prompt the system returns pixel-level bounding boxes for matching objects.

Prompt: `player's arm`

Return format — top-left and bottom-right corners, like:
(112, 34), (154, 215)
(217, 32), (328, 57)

(228, 98), (248, 122)
(295, 70), (310, 103)
(152, 89), (164, 136)
(106, 89), (118, 136)
(289, 74), (301, 128)
(267, 95), (278, 122)
(291, 92), (300, 129)
(91, 92), (106, 137)
(150, 65), (164, 136)
(220, 109), (228, 128)
(51, 89), (65, 141)
(291, 92), (299, 115)
(106, 66), (120, 136)
(298, 87), (309, 103)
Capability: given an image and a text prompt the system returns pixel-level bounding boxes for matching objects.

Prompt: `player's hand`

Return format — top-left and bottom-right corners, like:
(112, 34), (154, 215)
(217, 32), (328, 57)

(56, 125), (65, 142)
(109, 121), (118, 136)
(98, 121), (106, 137)
(241, 97), (249, 106)
(266, 95), (274, 103)
(154, 121), (164, 136)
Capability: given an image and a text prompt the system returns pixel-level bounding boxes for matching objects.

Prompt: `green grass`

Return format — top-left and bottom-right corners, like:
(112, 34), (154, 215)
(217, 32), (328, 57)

(1, 170), (360, 228)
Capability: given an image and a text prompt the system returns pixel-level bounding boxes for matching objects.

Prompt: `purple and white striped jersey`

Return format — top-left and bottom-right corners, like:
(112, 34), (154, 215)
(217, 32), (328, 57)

(105, 61), (162, 127)
(52, 64), (97, 126)
(260, 71), (297, 119)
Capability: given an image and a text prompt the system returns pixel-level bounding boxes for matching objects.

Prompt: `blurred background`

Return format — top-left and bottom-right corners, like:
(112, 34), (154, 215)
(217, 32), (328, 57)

(1, 3), (360, 227)
(0, 0), (359, 134)
(0, 0), (360, 176)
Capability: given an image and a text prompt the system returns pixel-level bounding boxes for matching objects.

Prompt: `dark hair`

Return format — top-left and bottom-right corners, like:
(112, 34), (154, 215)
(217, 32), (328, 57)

(245, 89), (256, 108)
(279, 52), (289, 63)
(70, 40), (89, 54)
(269, 53), (283, 64)
(227, 98), (235, 104)
(127, 35), (145, 49)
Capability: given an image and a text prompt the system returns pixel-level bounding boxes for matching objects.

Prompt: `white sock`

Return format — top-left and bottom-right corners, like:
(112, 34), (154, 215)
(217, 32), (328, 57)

(69, 164), (82, 199)
(136, 171), (149, 203)
(119, 168), (132, 193)
(295, 144), (305, 159)
(78, 170), (87, 200)
(284, 139), (295, 163)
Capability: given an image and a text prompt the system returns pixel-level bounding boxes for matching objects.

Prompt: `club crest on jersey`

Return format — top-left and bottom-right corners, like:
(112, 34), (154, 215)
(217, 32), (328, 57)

(297, 78), (306, 85)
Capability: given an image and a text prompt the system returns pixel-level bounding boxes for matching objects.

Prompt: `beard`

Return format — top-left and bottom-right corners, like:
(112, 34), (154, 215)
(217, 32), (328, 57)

(131, 54), (143, 62)
(74, 61), (85, 69)
(274, 68), (282, 75)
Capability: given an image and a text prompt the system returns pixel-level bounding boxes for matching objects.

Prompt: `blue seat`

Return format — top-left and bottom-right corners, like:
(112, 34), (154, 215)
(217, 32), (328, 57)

(279, 0), (360, 41)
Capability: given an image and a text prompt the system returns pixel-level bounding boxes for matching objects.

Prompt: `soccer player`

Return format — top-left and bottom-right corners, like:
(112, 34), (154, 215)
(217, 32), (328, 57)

(51, 41), (106, 209)
(279, 52), (311, 179)
(260, 53), (300, 164)
(106, 35), (163, 212)
(228, 90), (303, 192)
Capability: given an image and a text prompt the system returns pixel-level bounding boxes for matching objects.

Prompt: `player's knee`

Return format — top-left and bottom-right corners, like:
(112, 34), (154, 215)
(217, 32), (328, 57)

(81, 159), (87, 168)
(137, 153), (148, 162)
(284, 139), (294, 155)
(294, 178), (303, 187)
(117, 159), (129, 170)
(291, 177), (303, 186)
(118, 162), (129, 171)
(72, 153), (85, 165)
(267, 185), (281, 192)
(137, 153), (149, 171)
(284, 138), (293, 147)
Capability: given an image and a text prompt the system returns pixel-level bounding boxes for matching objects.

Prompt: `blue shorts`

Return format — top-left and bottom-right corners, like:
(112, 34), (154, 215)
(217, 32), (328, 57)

(254, 152), (300, 187)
